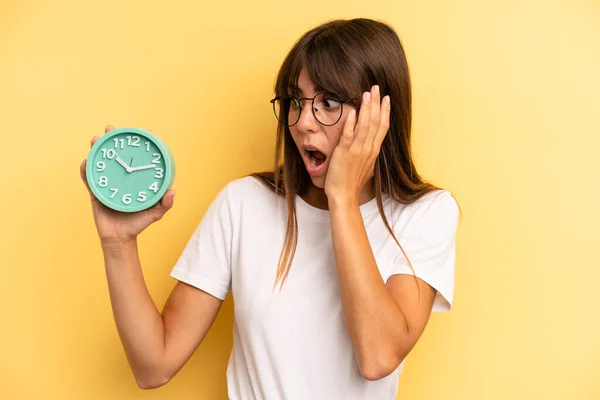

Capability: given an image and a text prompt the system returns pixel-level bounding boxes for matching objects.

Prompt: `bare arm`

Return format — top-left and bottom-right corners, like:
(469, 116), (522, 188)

(102, 239), (223, 389)
(323, 86), (447, 381)
(82, 127), (224, 389)
(329, 200), (436, 381)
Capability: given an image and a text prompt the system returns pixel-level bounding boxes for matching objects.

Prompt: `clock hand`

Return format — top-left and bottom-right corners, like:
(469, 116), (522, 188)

(115, 155), (132, 173)
(130, 164), (156, 172)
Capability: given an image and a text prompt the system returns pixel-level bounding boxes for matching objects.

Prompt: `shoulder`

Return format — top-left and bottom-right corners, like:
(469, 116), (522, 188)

(388, 189), (460, 239)
(402, 189), (459, 219)
(223, 175), (277, 200)
(216, 175), (281, 213)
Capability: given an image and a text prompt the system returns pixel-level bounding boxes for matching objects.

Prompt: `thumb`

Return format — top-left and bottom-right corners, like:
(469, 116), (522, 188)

(145, 189), (176, 221)
(160, 189), (176, 210)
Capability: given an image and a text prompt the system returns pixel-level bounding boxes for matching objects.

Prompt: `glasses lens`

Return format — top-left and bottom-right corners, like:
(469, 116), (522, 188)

(273, 97), (301, 126)
(313, 93), (343, 126)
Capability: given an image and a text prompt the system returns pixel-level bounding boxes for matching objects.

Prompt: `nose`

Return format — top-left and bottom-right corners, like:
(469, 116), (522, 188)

(296, 103), (319, 133)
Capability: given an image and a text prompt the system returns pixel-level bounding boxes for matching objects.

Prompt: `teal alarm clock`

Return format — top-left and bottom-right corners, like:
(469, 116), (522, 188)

(86, 127), (175, 212)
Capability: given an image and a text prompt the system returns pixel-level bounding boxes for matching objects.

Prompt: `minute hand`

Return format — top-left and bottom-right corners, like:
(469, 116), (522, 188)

(129, 164), (156, 172)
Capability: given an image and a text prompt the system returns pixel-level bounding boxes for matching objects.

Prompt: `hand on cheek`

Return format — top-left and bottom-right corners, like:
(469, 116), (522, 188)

(324, 85), (391, 204)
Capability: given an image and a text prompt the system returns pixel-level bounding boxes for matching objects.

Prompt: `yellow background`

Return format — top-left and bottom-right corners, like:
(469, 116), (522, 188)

(1, 0), (599, 399)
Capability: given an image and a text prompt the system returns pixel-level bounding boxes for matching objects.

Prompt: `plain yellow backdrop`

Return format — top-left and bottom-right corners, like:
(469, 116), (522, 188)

(1, 0), (599, 399)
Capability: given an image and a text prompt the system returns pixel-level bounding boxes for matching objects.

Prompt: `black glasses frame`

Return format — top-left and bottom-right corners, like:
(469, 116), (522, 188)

(270, 93), (356, 127)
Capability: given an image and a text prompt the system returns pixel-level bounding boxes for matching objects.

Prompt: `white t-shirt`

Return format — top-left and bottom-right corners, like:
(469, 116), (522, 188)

(170, 176), (459, 400)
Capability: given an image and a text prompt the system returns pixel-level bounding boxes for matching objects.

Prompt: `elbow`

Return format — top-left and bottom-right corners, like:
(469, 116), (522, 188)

(360, 364), (395, 382)
(134, 369), (173, 390)
(359, 353), (405, 381)
(136, 378), (168, 390)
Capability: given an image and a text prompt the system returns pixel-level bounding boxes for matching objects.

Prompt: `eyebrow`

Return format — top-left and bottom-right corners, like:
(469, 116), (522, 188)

(290, 84), (325, 96)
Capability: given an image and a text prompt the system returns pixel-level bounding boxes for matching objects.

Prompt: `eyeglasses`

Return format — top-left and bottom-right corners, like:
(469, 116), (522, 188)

(270, 93), (354, 127)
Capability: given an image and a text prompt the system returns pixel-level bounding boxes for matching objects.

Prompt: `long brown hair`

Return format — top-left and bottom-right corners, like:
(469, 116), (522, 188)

(250, 18), (440, 289)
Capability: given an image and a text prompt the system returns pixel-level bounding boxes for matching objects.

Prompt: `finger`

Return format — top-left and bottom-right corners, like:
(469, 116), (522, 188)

(147, 189), (176, 221)
(160, 189), (176, 210)
(80, 159), (96, 200)
(91, 123), (112, 147)
(369, 85), (381, 146)
(354, 91), (372, 146)
(374, 95), (391, 151)
(80, 159), (89, 189)
(91, 136), (99, 148)
(339, 109), (357, 148)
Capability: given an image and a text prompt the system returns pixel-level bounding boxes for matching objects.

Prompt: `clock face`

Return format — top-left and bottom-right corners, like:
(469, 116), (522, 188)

(87, 128), (174, 212)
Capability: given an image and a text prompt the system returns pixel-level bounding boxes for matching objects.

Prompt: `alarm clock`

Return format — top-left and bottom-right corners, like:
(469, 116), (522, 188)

(86, 127), (175, 212)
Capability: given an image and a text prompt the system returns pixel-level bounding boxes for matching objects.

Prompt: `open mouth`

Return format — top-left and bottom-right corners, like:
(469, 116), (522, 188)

(308, 149), (327, 167)
(303, 147), (328, 176)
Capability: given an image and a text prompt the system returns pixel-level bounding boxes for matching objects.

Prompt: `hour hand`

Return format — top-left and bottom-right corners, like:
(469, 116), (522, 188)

(130, 164), (156, 172)
(115, 156), (132, 173)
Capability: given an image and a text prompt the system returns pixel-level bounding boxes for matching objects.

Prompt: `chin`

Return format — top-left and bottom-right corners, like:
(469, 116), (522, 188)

(309, 176), (326, 189)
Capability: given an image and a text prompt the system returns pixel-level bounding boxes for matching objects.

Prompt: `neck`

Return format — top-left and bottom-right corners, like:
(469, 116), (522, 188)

(301, 180), (375, 210)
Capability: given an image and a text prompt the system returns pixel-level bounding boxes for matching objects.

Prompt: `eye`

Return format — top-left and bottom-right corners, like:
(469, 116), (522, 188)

(314, 92), (342, 110)
(289, 97), (302, 110)
(322, 98), (341, 109)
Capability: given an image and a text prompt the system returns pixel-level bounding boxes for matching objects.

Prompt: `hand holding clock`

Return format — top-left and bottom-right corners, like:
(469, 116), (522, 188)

(80, 125), (176, 245)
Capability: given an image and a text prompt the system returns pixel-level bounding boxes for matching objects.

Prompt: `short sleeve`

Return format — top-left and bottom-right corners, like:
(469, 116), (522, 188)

(170, 184), (234, 300)
(386, 190), (459, 312)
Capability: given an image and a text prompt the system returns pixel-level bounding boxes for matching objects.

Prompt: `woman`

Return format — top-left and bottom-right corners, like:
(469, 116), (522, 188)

(80, 18), (459, 400)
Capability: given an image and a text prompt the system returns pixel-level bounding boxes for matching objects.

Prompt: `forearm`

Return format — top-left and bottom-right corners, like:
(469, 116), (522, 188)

(102, 239), (167, 386)
(329, 199), (408, 378)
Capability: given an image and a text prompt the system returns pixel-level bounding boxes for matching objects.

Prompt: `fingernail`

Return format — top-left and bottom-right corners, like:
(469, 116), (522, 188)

(373, 85), (380, 94)
(384, 95), (390, 105)
(364, 91), (371, 101)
